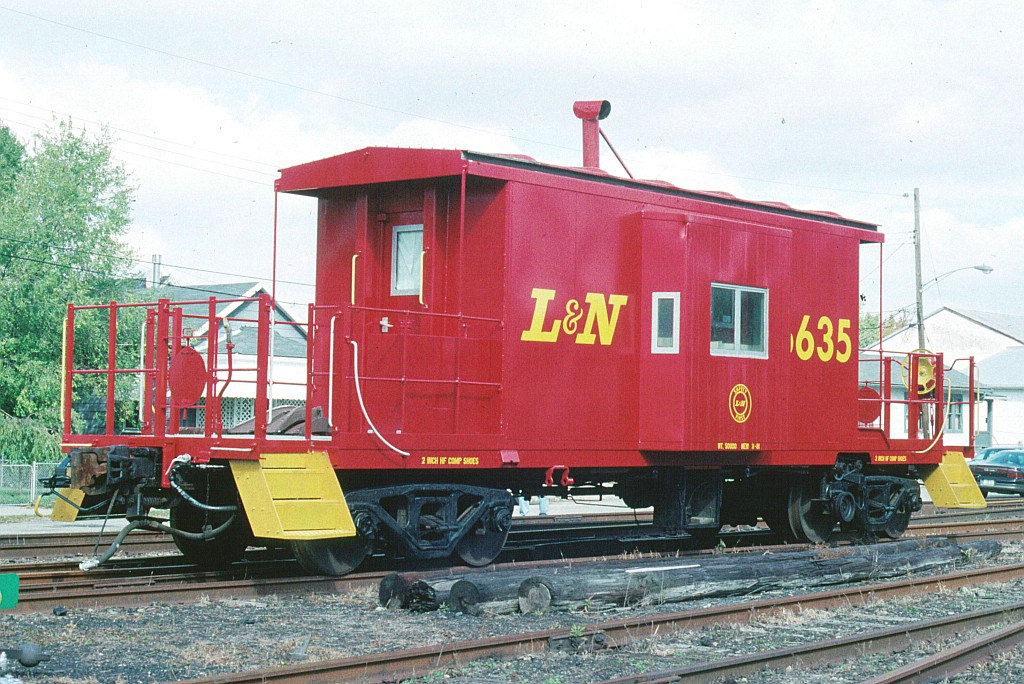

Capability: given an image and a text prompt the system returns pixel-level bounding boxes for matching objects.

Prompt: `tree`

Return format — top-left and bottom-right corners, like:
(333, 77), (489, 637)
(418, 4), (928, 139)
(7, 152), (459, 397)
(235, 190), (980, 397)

(0, 123), (25, 198)
(0, 120), (137, 463)
(859, 306), (910, 348)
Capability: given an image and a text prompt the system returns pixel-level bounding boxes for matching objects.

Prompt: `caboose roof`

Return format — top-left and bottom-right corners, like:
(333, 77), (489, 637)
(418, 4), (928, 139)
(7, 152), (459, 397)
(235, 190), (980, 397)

(277, 147), (879, 236)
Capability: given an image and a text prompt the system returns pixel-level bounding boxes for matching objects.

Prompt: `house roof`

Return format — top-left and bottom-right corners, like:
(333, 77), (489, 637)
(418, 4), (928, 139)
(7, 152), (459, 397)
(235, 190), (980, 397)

(221, 326), (307, 358)
(143, 282), (302, 336)
(881, 306), (1024, 347)
(947, 308), (1024, 345)
(978, 346), (1024, 389)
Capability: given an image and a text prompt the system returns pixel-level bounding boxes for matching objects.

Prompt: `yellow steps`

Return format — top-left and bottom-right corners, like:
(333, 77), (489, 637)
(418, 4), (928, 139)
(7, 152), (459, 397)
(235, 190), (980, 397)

(920, 451), (987, 509)
(49, 488), (85, 522)
(229, 452), (356, 540)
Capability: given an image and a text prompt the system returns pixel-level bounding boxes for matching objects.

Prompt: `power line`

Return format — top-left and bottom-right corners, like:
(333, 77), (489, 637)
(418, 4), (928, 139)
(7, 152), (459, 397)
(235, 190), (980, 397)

(0, 111), (274, 186)
(859, 242), (908, 283)
(0, 235), (314, 288)
(0, 95), (279, 170)
(116, 147), (272, 186)
(0, 250), (309, 306)
(1, 105), (275, 178)
(0, 4), (561, 151)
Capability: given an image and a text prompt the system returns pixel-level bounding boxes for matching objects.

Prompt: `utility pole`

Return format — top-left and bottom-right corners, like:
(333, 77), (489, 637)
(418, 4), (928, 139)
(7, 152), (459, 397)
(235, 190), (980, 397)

(151, 254), (162, 288)
(913, 188), (925, 350)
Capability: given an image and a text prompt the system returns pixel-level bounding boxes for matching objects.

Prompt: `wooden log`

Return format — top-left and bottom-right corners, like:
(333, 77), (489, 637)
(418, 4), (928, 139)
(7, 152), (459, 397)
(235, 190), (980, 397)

(518, 577), (553, 615)
(378, 573), (409, 609)
(406, 577), (463, 612)
(449, 573), (541, 616)
(445, 538), (1000, 616)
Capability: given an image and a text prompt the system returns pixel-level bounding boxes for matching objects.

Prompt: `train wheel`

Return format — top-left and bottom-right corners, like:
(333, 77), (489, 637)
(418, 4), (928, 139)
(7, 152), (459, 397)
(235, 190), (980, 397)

(786, 475), (836, 544)
(170, 502), (251, 568)
(456, 524), (509, 567)
(882, 509), (912, 539)
(291, 536), (369, 576)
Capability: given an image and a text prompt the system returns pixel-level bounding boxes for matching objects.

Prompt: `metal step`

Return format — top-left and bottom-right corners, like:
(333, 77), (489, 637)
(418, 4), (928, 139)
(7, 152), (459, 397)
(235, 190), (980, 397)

(230, 451), (356, 540)
(921, 451), (987, 509)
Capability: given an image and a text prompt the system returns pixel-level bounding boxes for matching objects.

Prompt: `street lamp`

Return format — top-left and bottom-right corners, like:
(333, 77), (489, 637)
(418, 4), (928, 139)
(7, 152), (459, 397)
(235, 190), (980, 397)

(916, 264), (994, 349)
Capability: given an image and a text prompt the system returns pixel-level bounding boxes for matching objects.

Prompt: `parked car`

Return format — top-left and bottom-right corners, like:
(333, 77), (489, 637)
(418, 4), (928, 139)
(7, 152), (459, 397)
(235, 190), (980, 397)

(969, 450), (1024, 497)
(974, 446), (1016, 461)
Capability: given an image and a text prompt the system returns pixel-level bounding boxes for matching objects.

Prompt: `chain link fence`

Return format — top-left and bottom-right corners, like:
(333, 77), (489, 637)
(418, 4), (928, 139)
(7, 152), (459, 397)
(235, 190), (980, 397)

(0, 461), (60, 505)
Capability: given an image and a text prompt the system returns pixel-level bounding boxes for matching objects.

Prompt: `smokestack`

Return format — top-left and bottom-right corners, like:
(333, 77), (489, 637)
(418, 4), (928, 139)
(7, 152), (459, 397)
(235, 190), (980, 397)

(572, 100), (611, 168)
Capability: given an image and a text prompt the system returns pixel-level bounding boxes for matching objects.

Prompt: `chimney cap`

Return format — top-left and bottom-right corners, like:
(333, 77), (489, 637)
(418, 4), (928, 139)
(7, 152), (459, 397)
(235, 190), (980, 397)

(573, 100), (611, 121)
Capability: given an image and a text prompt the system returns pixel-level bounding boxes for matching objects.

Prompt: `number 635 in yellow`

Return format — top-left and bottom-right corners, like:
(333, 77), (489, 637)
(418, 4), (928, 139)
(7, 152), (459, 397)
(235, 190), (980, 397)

(791, 315), (852, 363)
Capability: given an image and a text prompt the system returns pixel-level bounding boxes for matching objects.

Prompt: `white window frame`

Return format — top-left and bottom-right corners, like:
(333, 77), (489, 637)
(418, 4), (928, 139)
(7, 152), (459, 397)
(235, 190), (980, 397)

(947, 391), (964, 433)
(710, 283), (768, 359)
(390, 224), (424, 296)
(651, 292), (680, 354)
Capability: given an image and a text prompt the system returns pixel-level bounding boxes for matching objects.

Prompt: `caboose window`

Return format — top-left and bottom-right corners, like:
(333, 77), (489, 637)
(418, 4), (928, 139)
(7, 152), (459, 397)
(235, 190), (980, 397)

(651, 292), (680, 354)
(948, 391), (964, 433)
(391, 224), (423, 296)
(710, 284), (768, 358)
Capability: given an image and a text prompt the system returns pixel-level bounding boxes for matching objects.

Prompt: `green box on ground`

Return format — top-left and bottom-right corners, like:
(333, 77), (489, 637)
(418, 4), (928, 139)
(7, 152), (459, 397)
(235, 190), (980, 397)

(0, 573), (19, 609)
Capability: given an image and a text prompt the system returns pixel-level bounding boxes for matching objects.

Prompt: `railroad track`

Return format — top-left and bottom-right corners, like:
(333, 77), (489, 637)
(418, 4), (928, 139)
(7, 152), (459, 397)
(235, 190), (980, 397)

(906, 516), (1024, 540)
(13, 552), (298, 593)
(0, 511), (656, 562)
(602, 600), (1024, 683)
(5, 508), (1024, 616)
(0, 529), (175, 560)
(169, 561), (1024, 684)
(10, 566), (390, 615)
(5, 497), (1021, 561)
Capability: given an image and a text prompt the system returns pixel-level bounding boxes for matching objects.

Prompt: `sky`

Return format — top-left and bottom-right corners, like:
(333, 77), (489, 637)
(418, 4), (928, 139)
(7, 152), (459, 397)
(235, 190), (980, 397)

(0, 1), (1021, 327)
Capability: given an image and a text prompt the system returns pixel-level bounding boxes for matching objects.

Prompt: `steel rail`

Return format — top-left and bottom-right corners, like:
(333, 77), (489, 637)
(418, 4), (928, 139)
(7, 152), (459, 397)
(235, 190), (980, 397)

(9, 571), (390, 615)
(0, 531), (174, 560)
(14, 556), (300, 593)
(167, 561), (1024, 684)
(905, 517), (1024, 539)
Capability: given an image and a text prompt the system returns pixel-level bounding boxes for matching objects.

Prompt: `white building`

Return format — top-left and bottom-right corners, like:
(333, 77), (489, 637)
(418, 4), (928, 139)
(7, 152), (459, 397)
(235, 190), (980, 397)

(977, 347), (1024, 448)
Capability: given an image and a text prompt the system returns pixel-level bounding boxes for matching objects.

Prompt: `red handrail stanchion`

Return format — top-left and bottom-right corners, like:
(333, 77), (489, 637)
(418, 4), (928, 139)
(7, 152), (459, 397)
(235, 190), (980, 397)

(142, 310), (156, 435)
(154, 300), (170, 438)
(305, 303), (315, 442)
(205, 297), (218, 438)
(105, 302), (117, 435)
(253, 293), (271, 442)
(62, 305), (76, 437)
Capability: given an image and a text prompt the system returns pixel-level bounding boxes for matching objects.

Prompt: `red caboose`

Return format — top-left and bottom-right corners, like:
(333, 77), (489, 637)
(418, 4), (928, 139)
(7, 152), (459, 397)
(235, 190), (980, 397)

(52, 102), (984, 574)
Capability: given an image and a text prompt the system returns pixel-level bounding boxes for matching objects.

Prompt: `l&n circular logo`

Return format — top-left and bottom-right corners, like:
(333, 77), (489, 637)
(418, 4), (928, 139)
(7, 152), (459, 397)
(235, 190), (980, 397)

(729, 383), (752, 424)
